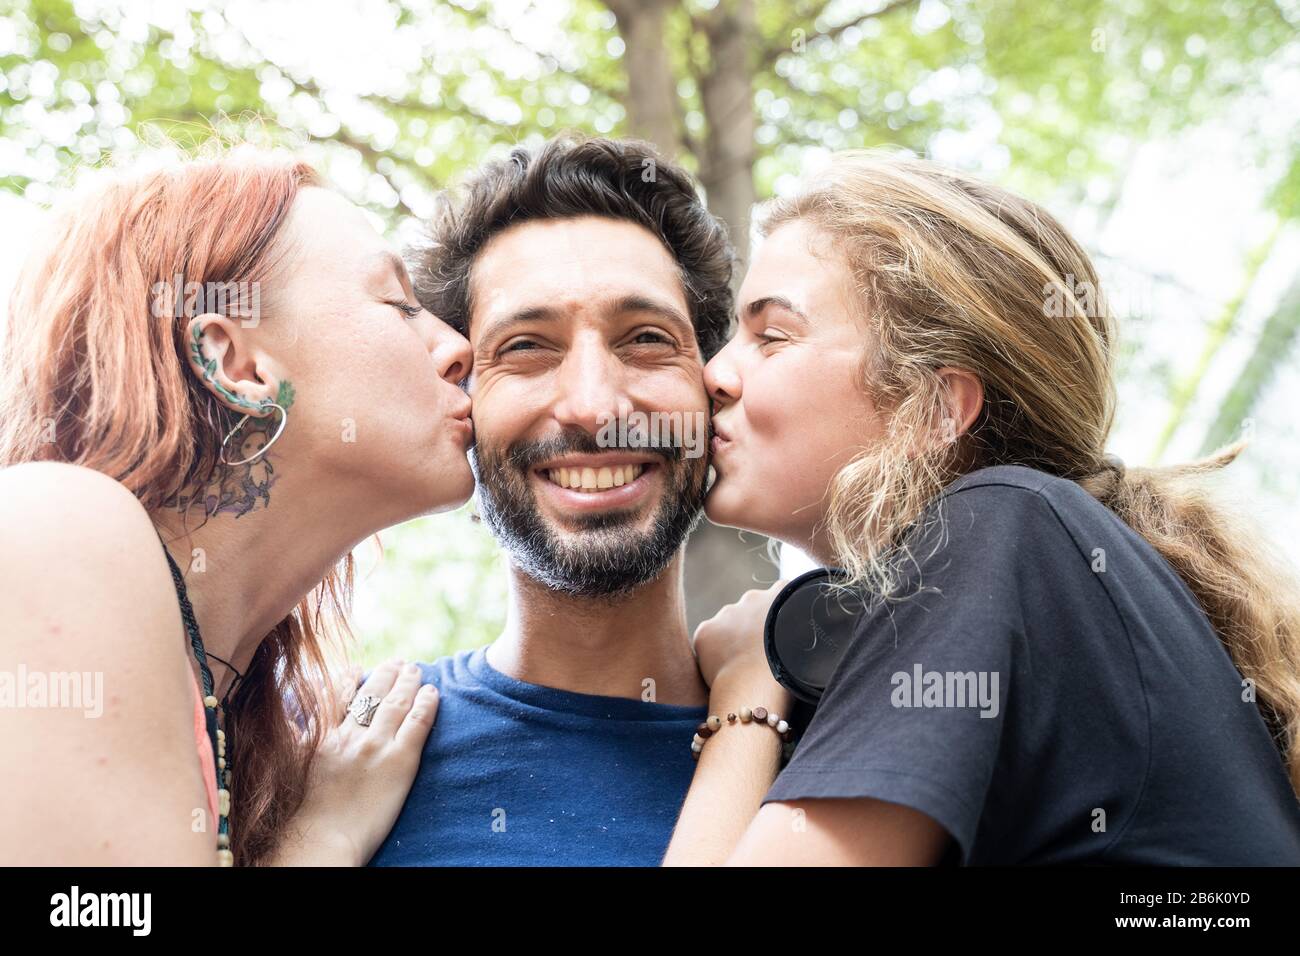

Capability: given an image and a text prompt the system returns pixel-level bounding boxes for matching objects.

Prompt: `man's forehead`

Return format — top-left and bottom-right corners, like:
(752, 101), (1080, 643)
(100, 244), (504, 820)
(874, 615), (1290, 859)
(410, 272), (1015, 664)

(470, 216), (688, 324)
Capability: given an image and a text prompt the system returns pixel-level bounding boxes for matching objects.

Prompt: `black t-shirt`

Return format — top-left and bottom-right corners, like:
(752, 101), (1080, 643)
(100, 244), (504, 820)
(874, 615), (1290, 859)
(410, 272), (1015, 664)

(763, 465), (1300, 864)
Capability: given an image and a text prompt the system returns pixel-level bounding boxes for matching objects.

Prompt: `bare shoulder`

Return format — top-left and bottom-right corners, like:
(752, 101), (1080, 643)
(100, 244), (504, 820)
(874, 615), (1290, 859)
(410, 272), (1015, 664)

(0, 461), (179, 665)
(0, 460), (155, 537)
(0, 463), (211, 864)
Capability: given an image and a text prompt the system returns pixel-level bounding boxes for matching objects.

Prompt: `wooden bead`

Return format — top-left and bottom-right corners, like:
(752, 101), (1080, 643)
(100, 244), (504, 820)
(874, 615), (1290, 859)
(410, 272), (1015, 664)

(692, 733), (706, 747)
(216, 728), (225, 742)
(217, 849), (234, 867)
(218, 757), (226, 770)
(204, 695), (219, 709)
(707, 715), (722, 732)
(727, 713), (737, 724)
(776, 720), (789, 734)
(696, 722), (712, 738)
(767, 712), (779, 727)
(690, 740), (703, 753)
(739, 707), (752, 723)
(218, 788), (231, 817)
(752, 706), (768, 722)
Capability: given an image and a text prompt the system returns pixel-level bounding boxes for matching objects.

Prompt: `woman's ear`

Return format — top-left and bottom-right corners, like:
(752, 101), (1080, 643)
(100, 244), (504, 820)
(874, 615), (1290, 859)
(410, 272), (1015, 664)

(936, 366), (984, 443)
(184, 315), (283, 417)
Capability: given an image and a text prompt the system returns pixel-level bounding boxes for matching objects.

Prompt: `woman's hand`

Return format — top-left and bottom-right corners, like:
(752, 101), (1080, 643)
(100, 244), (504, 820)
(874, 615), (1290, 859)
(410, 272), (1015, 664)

(271, 659), (438, 866)
(666, 581), (793, 867)
(693, 581), (788, 698)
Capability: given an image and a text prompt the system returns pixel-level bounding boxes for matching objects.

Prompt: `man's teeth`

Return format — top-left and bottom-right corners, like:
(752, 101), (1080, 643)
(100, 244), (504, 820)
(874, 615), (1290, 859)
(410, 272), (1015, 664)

(544, 464), (645, 492)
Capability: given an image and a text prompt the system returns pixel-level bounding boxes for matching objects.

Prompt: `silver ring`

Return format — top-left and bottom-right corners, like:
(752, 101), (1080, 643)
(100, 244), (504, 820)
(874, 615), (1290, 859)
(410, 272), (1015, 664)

(348, 694), (382, 727)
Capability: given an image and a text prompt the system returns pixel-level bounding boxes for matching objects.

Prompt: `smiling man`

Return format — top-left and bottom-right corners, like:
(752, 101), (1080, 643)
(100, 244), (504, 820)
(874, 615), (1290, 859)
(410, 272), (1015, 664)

(367, 137), (735, 866)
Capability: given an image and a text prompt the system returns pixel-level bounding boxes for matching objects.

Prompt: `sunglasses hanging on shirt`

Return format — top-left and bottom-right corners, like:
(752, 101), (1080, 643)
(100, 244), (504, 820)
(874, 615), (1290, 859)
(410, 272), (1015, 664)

(763, 568), (869, 705)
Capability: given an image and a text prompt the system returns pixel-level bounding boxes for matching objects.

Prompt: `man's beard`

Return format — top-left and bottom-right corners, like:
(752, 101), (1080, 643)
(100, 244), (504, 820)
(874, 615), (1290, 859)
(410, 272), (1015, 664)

(470, 427), (708, 598)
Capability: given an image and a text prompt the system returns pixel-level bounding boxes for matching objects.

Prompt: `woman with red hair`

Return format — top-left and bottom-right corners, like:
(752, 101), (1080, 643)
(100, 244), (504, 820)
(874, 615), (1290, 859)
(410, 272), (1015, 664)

(0, 146), (475, 865)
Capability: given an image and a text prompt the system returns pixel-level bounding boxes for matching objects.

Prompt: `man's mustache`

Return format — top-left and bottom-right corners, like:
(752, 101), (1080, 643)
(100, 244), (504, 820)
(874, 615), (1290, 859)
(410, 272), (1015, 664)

(503, 426), (694, 474)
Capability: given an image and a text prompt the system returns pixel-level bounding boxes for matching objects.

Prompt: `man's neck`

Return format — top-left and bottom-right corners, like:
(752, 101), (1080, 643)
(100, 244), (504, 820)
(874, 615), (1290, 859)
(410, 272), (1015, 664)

(487, 552), (708, 707)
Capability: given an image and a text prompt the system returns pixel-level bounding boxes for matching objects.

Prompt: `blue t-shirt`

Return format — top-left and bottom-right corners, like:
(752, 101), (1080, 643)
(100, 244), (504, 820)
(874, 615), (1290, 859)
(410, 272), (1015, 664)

(368, 647), (707, 866)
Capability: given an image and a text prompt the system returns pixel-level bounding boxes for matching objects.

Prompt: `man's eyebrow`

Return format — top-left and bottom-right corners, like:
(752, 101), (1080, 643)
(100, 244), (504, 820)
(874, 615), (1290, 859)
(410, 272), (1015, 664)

(743, 295), (809, 323)
(479, 304), (558, 339)
(479, 295), (693, 339)
(610, 293), (692, 332)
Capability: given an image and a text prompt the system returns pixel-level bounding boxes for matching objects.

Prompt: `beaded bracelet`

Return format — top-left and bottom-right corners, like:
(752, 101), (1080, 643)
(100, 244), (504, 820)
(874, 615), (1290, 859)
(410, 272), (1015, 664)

(691, 705), (796, 764)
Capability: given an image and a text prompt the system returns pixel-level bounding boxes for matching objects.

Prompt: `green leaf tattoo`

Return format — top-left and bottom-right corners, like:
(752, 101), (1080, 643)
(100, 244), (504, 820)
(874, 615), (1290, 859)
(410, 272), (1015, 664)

(190, 324), (297, 413)
(170, 326), (295, 520)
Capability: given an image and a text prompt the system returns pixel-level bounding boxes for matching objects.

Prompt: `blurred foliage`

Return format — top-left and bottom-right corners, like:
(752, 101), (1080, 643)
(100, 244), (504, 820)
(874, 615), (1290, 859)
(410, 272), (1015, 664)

(2, 0), (1298, 662)
(4, 1), (1296, 224)
(351, 505), (507, 664)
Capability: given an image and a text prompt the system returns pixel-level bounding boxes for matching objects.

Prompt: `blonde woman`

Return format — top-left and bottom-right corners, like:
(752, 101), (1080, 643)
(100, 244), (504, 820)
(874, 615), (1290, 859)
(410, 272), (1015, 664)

(0, 147), (474, 865)
(663, 151), (1300, 866)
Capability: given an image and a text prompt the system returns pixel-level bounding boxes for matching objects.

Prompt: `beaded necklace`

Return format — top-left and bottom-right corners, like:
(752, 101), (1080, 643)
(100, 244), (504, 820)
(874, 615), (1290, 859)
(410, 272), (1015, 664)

(160, 541), (236, 866)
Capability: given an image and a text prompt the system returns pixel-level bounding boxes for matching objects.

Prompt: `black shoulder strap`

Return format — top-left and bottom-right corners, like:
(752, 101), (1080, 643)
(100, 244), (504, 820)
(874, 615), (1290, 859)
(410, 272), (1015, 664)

(157, 532), (215, 700)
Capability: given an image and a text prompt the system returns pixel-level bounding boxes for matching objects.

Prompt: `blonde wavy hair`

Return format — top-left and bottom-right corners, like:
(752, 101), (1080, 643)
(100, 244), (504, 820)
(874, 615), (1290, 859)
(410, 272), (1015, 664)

(762, 150), (1300, 794)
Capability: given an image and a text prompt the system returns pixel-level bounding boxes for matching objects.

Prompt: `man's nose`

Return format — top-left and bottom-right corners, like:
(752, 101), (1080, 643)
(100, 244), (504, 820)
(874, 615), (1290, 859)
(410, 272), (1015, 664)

(550, 335), (626, 435)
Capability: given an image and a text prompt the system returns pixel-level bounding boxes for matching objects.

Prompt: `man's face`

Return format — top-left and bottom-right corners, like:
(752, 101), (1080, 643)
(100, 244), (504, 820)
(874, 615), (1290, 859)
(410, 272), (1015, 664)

(466, 215), (710, 596)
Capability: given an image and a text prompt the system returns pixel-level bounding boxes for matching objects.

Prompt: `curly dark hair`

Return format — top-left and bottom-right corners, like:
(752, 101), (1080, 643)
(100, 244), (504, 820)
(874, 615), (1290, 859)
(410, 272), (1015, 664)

(410, 136), (735, 360)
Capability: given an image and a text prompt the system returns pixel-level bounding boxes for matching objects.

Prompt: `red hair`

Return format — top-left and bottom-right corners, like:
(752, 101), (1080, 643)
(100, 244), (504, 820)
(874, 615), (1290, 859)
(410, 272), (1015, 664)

(0, 146), (351, 864)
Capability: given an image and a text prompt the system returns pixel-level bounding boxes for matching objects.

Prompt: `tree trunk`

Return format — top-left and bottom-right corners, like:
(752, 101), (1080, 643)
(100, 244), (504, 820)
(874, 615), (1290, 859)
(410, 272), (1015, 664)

(606, 0), (681, 158)
(697, 0), (758, 270)
(685, 0), (773, 632)
(608, 0), (775, 631)
(683, 523), (780, 633)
